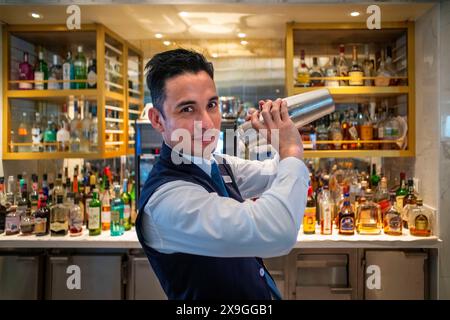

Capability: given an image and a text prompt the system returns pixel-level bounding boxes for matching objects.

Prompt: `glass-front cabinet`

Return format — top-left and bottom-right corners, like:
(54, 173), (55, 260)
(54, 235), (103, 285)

(285, 22), (415, 158)
(2, 24), (144, 160)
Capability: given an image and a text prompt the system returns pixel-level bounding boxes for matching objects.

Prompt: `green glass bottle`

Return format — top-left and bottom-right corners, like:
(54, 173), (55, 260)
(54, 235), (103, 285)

(370, 164), (381, 188)
(88, 188), (101, 236)
(111, 184), (124, 236)
(34, 49), (48, 90)
(74, 45), (87, 89)
(121, 179), (131, 231)
(130, 173), (136, 226)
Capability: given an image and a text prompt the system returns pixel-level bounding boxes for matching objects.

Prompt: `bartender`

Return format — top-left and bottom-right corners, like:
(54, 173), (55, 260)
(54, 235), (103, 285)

(136, 48), (310, 300)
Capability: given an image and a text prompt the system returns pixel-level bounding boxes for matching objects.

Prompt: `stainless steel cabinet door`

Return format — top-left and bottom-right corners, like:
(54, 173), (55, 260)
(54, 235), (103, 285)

(46, 255), (123, 300)
(127, 256), (166, 300)
(0, 255), (41, 300)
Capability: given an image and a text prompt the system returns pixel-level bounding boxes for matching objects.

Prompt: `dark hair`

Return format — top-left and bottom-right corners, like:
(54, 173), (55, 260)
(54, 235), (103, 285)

(145, 49), (214, 117)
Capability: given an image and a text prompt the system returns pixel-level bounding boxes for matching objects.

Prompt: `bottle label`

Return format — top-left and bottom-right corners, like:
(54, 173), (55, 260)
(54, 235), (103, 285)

(297, 73), (310, 86)
(87, 70), (97, 87)
(415, 215), (429, 231)
(5, 215), (20, 233)
(396, 196), (405, 210)
(18, 127), (28, 136)
(48, 76), (59, 90)
(62, 63), (72, 89)
(31, 128), (42, 143)
(90, 129), (98, 146)
(303, 207), (316, 233)
(111, 209), (120, 223)
(349, 71), (364, 85)
(124, 205), (130, 219)
(34, 72), (44, 90)
(51, 221), (68, 232)
(378, 127), (384, 139)
(321, 205), (332, 234)
(101, 210), (111, 223)
(44, 130), (56, 143)
(34, 217), (47, 234)
(387, 215), (402, 231)
(349, 126), (359, 140)
(360, 125), (373, 141)
(340, 217), (354, 231)
(88, 207), (100, 229)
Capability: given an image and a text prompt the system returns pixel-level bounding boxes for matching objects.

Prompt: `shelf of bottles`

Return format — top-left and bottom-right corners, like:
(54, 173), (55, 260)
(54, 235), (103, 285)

(2, 24), (143, 160)
(126, 46), (144, 155)
(285, 22), (415, 158)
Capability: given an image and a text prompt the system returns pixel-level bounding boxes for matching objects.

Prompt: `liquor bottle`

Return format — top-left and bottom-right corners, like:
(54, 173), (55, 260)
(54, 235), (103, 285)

(369, 101), (379, 149)
(17, 179), (31, 217)
(121, 178), (132, 231)
(0, 177), (6, 234)
(383, 193), (402, 236)
(303, 186), (316, 234)
(87, 55), (97, 89)
(328, 112), (343, 150)
(340, 110), (350, 150)
(32, 192), (50, 236)
(409, 199), (432, 237)
(385, 46), (398, 86)
(356, 189), (381, 235)
(74, 46), (87, 89)
(20, 206), (34, 236)
(14, 174), (22, 205)
(70, 101), (82, 152)
(18, 51), (34, 90)
(5, 206), (20, 235)
(43, 115), (57, 152)
(396, 172), (408, 209)
(347, 109), (359, 150)
(315, 118), (329, 150)
(375, 49), (392, 87)
(130, 172), (137, 225)
(62, 51), (75, 90)
(338, 193), (355, 235)
(66, 191), (83, 237)
(81, 101), (91, 152)
(17, 112), (31, 152)
(320, 186), (334, 235)
(376, 177), (390, 218)
(31, 112), (44, 152)
(359, 105), (373, 149)
(296, 49), (310, 87)
(48, 54), (63, 90)
(29, 174), (39, 212)
(5, 176), (15, 208)
(111, 184), (124, 236)
(363, 44), (374, 86)
(348, 45), (363, 86)
(56, 117), (70, 152)
(370, 164), (381, 188)
(337, 44), (349, 86)
(324, 57), (339, 87)
(34, 50), (48, 90)
(89, 105), (99, 152)
(50, 191), (69, 236)
(88, 188), (101, 236)
(101, 179), (111, 231)
(105, 109), (116, 143)
(309, 57), (324, 87)
(403, 178), (417, 227)
(381, 107), (401, 150)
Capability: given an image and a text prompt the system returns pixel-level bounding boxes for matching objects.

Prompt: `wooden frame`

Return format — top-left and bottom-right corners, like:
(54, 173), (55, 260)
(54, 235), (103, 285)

(285, 22), (415, 158)
(2, 23), (144, 160)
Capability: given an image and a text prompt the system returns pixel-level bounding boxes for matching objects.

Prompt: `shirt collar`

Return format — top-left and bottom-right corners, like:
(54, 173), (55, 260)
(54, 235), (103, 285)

(163, 143), (215, 177)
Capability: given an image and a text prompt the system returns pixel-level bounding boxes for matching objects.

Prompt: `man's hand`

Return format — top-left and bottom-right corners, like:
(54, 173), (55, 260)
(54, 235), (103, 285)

(250, 99), (303, 160)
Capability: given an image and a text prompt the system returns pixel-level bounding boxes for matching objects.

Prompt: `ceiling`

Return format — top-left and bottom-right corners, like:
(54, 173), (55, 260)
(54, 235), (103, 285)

(0, 3), (435, 58)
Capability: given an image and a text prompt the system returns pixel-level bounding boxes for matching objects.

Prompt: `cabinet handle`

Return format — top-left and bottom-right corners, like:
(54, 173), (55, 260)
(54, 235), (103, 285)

(17, 257), (37, 262)
(330, 287), (353, 295)
(50, 257), (69, 263)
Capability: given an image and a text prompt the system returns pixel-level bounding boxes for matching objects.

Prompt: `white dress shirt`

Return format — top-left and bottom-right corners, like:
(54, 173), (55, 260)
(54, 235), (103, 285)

(142, 150), (310, 258)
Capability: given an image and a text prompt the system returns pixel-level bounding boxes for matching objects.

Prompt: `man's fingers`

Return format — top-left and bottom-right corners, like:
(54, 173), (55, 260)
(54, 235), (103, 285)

(271, 98), (282, 124)
(260, 100), (275, 128)
(280, 99), (289, 121)
(250, 110), (265, 131)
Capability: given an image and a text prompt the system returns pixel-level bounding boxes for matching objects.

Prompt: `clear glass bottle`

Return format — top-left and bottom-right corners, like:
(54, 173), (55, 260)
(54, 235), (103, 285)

(385, 46), (398, 86)
(309, 57), (324, 87)
(70, 101), (82, 152)
(0, 177), (7, 234)
(376, 177), (390, 217)
(43, 115), (57, 152)
(57, 111), (71, 152)
(337, 44), (349, 86)
(338, 193), (355, 235)
(17, 112), (31, 152)
(111, 184), (124, 236)
(31, 112), (44, 152)
(18, 51), (34, 90)
(349, 45), (364, 86)
(324, 57), (339, 87)
(90, 104), (99, 152)
(121, 179), (132, 231)
(363, 44), (374, 86)
(34, 49), (48, 90)
(62, 51), (75, 90)
(320, 186), (334, 235)
(356, 189), (382, 235)
(87, 55), (97, 89)
(67, 191), (83, 237)
(369, 101), (379, 149)
(29, 174), (39, 213)
(74, 46), (87, 89)
(296, 49), (310, 87)
(81, 101), (91, 152)
(347, 109), (359, 150)
(32, 192), (50, 236)
(375, 49), (392, 87)
(409, 199), (432, 237)
(383, 193), (403, 236)
(382, 107), (401, 150)
(48, 54), (63, 90)
(5, 176), (15, 207)
(328, 112), (343, 150)
(88, 188), (102, 236)
(359, 105), (373, 150)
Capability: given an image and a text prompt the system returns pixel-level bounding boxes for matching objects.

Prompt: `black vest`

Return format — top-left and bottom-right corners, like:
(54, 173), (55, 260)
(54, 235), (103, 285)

(135, 143), (273, 300)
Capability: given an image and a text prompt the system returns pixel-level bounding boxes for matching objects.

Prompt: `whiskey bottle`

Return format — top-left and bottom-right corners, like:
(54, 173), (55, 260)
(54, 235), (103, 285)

(303, 186), (316, 234)
(50, 175), (68, 236)
(324, 57), (339, 87)
(328, 112), (343, 150)
(111, 184), (124, 236)
(338, 193), (355, 235)
(296, 49), (310, 87)
(383, 193), (402, 236)
(5, 206), (20, 235)
(337, 44), (349, 86)
(67, 192), (83, 237)
(32, 192), (50, 236)
(375, 177), (390, 218)
(309, 57), (324, 87)
(88, 188), (102, 236)
(29, 174), (39, 212)
(402, 178), (417, 229)
(409, 199), (432, 237)
(356, 189), (381, 235)
(348, 45), (363, 86)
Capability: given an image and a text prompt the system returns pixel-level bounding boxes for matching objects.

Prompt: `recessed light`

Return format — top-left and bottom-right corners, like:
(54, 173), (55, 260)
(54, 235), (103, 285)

(155, 33), (163, 39)
(179, 12), (189, 17)
(240, 40), (248, 45)
(163, 41), (171, 46)
(350, 11), (360, 17)
(211, 53), (219, 58)
(238, 32), (246, 38)
(30, 12), (42, 19)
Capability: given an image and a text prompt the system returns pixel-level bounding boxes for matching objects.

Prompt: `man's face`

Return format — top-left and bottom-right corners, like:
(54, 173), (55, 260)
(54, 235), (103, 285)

(156, 71), (221, 157)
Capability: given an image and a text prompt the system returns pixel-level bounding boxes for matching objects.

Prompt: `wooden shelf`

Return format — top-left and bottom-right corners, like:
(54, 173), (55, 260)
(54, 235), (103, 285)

(303, 149), (414, 159)
(7, 89), (98, 99)
(128, 97), (143, 105)
(292, 86), (410, 95)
